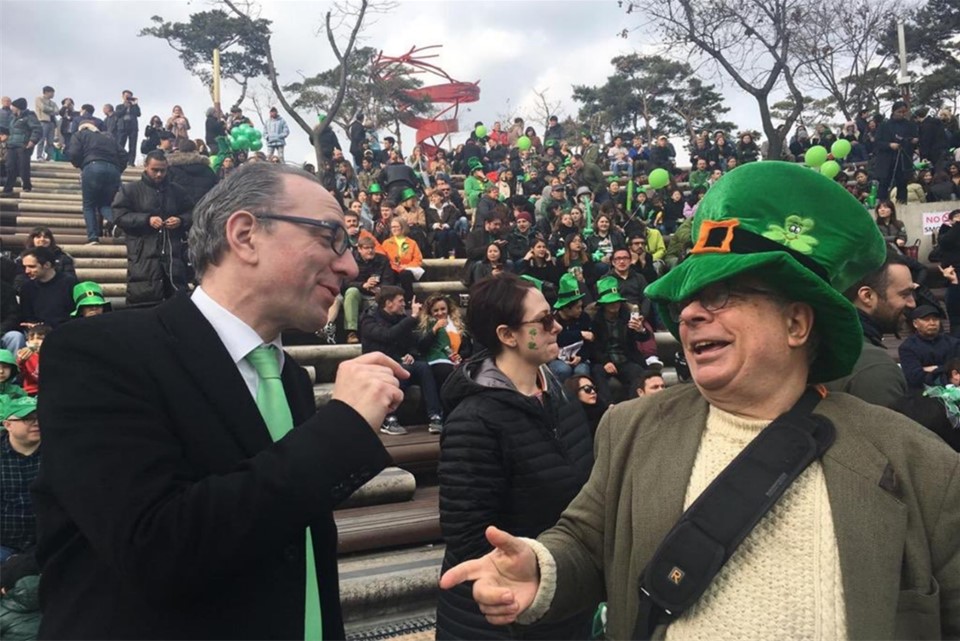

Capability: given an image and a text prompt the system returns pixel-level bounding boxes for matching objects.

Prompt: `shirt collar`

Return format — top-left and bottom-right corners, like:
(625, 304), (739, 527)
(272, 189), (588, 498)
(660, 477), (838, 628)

(191, 286), (284, 367)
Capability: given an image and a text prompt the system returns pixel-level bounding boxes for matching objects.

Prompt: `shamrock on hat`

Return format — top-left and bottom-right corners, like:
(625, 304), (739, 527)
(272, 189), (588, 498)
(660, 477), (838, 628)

(71, 281), (111, 317)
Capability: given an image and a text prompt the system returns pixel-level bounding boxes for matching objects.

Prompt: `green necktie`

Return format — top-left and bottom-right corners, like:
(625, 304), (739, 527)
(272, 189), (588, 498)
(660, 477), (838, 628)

(246, 345), (322, 640)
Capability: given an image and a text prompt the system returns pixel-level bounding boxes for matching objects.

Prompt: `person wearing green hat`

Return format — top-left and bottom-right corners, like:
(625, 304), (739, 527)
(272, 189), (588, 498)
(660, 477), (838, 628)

(70, 281), (112, 318)
(0, 349), (26, 399)
(463, 158), (488, 210)
(1, 395), (41, 563)
(589, 275), (654, 404)
(438, 161), (960, 640)
(546, 273), (593, 383)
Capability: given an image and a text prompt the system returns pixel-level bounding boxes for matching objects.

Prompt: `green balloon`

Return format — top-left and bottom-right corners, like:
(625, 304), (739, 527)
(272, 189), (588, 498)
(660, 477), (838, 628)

(648, 168), (670, 190)
(250, 139), (263, 151)
(517, 135), (532, 151)
(251, 129), (262, 140)
(831, 139), (852, 160)
(805, 145), (828, 167)
(820, 160), (841, 179)
(475, 125), (487, 138)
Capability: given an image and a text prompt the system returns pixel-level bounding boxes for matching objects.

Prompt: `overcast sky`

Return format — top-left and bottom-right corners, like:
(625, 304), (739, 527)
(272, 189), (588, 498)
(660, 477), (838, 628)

(0, 0), (765, 164)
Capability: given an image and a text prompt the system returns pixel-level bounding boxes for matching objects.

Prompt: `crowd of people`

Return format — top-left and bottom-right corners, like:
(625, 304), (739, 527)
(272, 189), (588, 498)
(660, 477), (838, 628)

(1, 82), (960, 639)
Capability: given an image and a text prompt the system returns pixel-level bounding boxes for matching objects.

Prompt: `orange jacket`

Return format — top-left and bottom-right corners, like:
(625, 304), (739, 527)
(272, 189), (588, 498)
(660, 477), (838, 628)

(381, 235), (423, 271)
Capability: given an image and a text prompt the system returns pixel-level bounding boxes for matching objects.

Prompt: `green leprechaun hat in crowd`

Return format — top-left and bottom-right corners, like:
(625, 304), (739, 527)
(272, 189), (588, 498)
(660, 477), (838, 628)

(553, 273), (586, 310)
(71, 281), (111, 316)
(644, 161), (886, 383)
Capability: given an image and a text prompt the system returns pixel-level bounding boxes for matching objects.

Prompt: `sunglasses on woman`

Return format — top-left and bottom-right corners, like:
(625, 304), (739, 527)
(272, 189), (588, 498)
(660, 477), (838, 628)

(578, 384), (597, 394)
(519, 311), (558, 332)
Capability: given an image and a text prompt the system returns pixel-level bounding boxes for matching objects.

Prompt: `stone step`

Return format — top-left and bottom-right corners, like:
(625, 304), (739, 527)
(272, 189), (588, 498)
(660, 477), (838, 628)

(60, 243), (128, 257)
(3, 201), (84, 213)
(1, 233), (124, 248)
(75, 268), (127, 283)
(334, 485), (441, 555)
(16, 216), (86, 228)
(73, 257), (127, 269)
(339, 466), (416, 510)
(339, 544), (443, 628)
(20, 191), (83, 202)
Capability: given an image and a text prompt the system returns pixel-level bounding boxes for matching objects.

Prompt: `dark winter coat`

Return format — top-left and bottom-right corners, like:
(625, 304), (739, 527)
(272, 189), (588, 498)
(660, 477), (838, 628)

(359, 306), (418, 363)
(919, 115), (949, 163)
(113, 175), (194, 307)
(114, 101), (140, 133)
(6, 110), (41, 149)
(166, 151), (219, 207)
(436, 356), (594, 640)
(346, 253), (395, 292)
(67, 128), (126, 170)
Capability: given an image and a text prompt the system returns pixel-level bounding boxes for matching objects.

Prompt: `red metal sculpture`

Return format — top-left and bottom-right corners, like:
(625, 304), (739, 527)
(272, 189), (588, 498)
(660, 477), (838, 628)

(373, 45), (480, 158)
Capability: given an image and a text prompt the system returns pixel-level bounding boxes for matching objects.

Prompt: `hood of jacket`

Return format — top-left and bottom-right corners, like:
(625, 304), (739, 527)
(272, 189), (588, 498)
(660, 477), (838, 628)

(166, 151), (210, 168)
(441, 352), (563, 417)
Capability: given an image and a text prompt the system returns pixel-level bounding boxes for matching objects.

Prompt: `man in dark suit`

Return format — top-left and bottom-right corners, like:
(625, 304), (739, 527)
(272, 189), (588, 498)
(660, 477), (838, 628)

(33, 162), (408, 639)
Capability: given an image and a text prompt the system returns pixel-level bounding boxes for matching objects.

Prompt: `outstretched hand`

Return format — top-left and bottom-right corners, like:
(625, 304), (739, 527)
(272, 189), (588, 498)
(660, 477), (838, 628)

(439, 526), (541, 626)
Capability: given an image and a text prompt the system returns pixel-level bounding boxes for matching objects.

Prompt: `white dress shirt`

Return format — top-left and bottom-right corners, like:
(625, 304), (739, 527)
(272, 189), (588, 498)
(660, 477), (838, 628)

(190, 286), (284, 401)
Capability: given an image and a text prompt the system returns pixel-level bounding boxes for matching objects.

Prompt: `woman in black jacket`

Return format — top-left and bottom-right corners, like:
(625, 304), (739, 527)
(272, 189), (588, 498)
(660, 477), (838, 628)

(436, 274), (595, 640)
(142, 116), (164, 155)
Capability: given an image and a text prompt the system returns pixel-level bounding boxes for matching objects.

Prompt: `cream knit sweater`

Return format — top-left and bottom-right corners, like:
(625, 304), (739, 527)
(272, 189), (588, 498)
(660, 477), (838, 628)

(664, 406), (848, 641)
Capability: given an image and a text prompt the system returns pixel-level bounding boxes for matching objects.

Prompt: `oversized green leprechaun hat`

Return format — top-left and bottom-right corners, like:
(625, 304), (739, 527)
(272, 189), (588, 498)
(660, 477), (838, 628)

(467, 158), (484, 173)
(368, 183), (382, 194)
(554, 273), (586, 310)
(399, 187), (417, 202)
(596, 276), (627, 305)
(644, 161), (886, 383)
(71, 281), (111, 316)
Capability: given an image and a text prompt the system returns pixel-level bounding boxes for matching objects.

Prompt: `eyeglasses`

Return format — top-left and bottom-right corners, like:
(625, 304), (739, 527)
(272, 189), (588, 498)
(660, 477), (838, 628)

(612, 255), (631, 261)
(254, 213), (350, 256)
(578, 384), (597, 394)
(668, 281), (780, 322)
(8, 416), (39, 426)
(519, 311), (558, 332)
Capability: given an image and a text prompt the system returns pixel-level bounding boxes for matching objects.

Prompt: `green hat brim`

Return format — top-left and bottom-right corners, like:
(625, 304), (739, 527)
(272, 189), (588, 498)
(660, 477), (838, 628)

(553, 292), (586, 310)
(0, 350), (17, 370)
(596, 292), (626, 305)
(72, 295), (109, 316)
(645, 251), (863, 383)
(1, 396), (37, 420)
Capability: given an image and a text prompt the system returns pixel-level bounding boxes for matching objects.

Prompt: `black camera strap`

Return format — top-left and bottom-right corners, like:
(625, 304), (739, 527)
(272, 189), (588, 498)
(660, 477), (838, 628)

(631, 387), (836, 640)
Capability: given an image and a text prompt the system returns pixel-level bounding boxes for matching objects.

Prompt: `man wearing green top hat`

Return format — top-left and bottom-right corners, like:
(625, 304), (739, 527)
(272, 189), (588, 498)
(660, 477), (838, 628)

(463, 158), (487, 210)
(70, 281), (112, 318)
(439, 162), (960, 640)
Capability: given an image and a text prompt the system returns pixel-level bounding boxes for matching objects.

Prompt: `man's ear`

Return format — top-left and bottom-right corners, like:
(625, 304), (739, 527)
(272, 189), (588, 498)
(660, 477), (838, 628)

(223, 210), (260, 266)
(855, 285), (876, 309)
(785, 301), (815, 349)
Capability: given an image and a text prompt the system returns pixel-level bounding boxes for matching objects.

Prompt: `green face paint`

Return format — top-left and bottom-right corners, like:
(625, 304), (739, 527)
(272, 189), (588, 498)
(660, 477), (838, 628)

(527, 341), (538, 350)
(529, 328), (538, 337)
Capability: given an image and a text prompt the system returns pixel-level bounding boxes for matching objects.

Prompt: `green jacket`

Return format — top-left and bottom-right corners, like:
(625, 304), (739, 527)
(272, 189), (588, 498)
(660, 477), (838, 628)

(464, 175), (486, 209)
(664, 218), (693, 262)
(6, 110), (42, 149)
(578, 162), (605, 194)
(0, 575), (41, 641)
(535, 385), (960, 640)
(688, 169), (710, 192)
(825, 340), (907, 408)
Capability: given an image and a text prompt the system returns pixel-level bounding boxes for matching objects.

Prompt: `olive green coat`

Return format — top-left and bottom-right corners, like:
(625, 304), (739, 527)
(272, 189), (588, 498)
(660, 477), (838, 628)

(538, 384), (960, 640)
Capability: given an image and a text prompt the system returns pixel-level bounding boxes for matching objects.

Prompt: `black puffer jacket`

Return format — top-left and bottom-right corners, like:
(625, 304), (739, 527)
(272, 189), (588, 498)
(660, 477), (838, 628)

(113, 175), (194, 307)
(359, 306), (418, 362)
(167, 151), (219, 206)
(436, 356), (595, 640)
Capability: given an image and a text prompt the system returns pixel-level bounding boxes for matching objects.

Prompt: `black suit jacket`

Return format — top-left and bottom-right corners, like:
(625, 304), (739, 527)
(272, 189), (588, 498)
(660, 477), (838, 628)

(33, 294), (391, 639)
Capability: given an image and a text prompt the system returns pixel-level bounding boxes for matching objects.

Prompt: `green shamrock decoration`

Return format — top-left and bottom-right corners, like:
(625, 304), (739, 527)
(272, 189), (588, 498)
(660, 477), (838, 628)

(762, 215), (818, 254)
